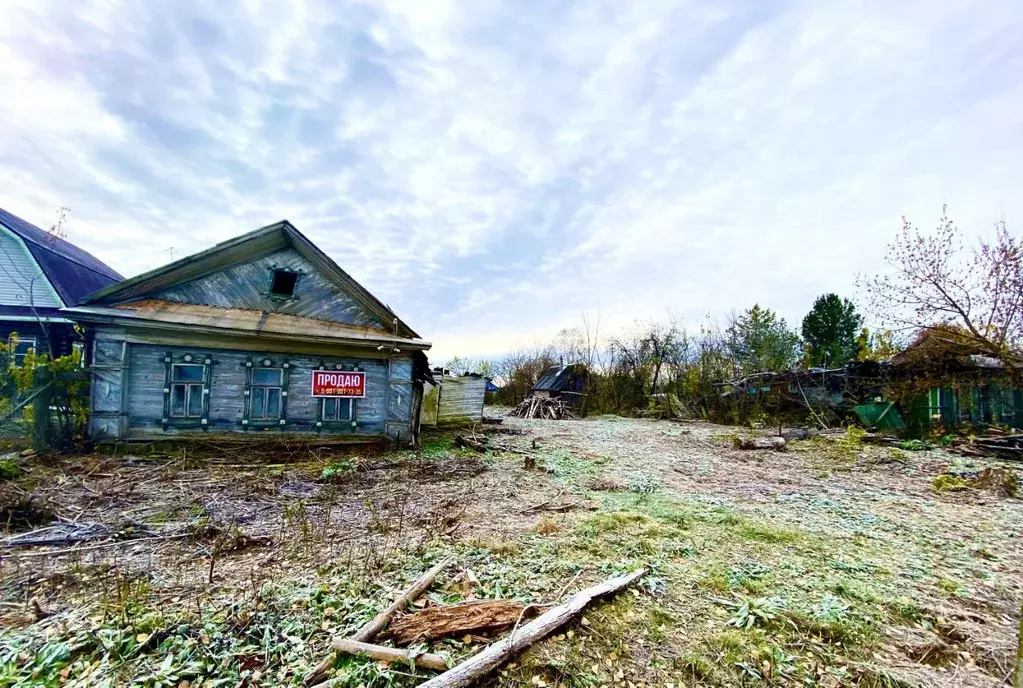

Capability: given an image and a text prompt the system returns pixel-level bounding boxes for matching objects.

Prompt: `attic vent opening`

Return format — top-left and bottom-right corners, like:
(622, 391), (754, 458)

(269, 269), (298, 298)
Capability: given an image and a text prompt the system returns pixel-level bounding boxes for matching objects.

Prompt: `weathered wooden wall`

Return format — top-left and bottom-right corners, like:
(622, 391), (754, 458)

(436, 375), (487, 425)
(153, 249), (385, 329)
(90, 334), (414, 441)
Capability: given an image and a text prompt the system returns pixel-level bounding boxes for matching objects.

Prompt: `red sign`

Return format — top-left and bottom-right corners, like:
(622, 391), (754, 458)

(311, 371), (366, 398)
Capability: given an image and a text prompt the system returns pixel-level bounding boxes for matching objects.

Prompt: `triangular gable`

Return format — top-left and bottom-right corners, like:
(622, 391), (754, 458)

(80, 221), (420, 338)
(152, 248), (385, 329)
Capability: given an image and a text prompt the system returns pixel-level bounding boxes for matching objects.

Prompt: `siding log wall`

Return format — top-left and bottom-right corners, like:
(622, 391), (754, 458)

(90, 335), (413, 441)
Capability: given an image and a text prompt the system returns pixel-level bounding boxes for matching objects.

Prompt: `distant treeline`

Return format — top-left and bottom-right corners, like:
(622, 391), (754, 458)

(445, 207), (1023, 422)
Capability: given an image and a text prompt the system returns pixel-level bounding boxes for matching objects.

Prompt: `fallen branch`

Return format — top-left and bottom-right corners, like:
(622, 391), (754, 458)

(417, 569), (646, 688)
(304, 555), (452, 686)
(332, 639), (448, 672)
(454, 435), (487, 452)
(9, 533), (190, 558)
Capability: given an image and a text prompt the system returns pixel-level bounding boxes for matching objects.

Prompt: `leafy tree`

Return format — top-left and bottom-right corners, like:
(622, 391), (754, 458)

(725, 305), (800, 375)
(859, 207), (1023, 369)
(800, 294), (863, 367)
(855, 327), (900, 362)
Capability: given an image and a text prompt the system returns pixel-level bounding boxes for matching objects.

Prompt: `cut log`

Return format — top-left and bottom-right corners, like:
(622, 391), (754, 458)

(417, 569), (646, 688)
(733, 436), (786, 451)
(332, 639), (448, 672)
(382, 600), (534, 645)
(303, 555), (452, 686)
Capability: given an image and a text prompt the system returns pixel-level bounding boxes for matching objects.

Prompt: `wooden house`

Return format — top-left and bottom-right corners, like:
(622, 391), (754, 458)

(0, 207), (122, 362)
(891, 331), (1023, 431)
(62, 221), (432, 444)
(531, 364), (588, 407)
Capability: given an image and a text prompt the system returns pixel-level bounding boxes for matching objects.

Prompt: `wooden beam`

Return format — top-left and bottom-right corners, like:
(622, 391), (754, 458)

(417, 569), (646, 688)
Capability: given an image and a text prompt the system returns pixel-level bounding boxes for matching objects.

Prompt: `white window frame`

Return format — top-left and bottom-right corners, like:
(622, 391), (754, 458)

(170, 363), (205, 418)
(250, 367), (283, 420)
(7, 335), (36, 368)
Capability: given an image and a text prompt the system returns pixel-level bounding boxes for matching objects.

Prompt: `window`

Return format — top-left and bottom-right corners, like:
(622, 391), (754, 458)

(269, 269), (298, 297)
(170, 364), (204, 418)
(250, 367), (283, 420)
(999, 386), (1014, 419)
(72, 342), (85, 369)
(321, 397), (353, 422)
(8, 336), (36, 368)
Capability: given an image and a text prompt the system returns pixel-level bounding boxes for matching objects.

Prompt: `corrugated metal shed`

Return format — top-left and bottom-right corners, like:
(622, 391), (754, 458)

(0, 207), (123, 306)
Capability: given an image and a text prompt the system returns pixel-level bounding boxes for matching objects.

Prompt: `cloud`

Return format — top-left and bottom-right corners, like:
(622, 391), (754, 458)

(1, 0), (1021, 360)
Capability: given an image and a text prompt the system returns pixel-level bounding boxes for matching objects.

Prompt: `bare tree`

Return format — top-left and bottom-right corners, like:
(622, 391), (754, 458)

(859, 207), (1023, 366)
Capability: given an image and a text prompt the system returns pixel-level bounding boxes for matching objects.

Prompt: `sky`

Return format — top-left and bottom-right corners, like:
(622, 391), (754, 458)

(1, 0), (1021, 361)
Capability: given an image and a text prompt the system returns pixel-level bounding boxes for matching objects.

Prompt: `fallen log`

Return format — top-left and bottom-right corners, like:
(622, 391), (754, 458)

(454, 435), (487, 452)
(416, 569), (646, 688)
(332, 638), (448, 672)
(383, 600), (534, 645)
(303, 555), (452, 686)
(733, 436), (786, 451)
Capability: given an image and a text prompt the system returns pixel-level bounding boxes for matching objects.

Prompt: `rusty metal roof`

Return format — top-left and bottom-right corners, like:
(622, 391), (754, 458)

(63, 299), (431, 349)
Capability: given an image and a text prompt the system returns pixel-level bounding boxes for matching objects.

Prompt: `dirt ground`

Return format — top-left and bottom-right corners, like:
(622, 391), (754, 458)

(1, 415), (1021, 687)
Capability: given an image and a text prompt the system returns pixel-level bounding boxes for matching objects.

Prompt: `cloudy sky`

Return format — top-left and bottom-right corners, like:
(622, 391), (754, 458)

(1, 0), (1021, 360)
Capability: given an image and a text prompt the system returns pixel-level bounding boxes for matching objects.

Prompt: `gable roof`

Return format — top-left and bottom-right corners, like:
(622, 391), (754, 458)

(0, 206), (123, 306)
(533, 364), (587, 392)
(77, 220), (422, 340)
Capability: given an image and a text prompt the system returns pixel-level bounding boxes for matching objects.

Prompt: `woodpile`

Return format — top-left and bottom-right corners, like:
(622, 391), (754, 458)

(511, 397), (575, 420)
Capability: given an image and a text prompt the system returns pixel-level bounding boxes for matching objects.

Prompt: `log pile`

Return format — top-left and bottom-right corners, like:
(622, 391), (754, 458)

(511, 397), (575, 420)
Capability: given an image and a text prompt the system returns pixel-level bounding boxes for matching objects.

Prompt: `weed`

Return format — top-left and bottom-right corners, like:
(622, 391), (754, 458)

(627, 473), (660, 495)
(0, 458), (19, 480)
(725, 563), (773, 592)
(721, 595), (787, 630)
(533, 517), (561, 535)
(735, 519), (799, 543)
(320, 458), (357, 483)
(931, 474), (970, 493)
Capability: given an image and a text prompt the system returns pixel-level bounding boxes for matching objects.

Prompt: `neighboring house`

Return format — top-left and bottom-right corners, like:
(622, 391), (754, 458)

(62, 220), (432, 444)
(0, 207), (123, 362)
(890, 331), (1023, 431)
(421, 370), (489, 426)
(531, 364), (588, 407)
